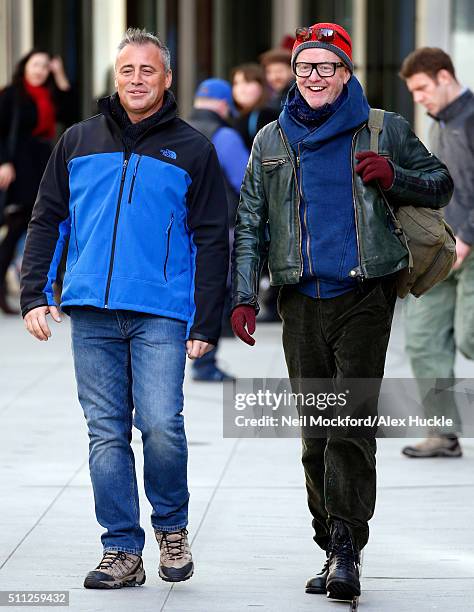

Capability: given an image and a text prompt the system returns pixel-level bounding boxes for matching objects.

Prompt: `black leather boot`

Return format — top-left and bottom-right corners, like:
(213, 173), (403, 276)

(326, 520), (360, 600)
(305, 557), (329, 594)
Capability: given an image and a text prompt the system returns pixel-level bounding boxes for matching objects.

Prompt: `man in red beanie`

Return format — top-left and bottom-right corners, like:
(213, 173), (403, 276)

(231, 23), (453, 601)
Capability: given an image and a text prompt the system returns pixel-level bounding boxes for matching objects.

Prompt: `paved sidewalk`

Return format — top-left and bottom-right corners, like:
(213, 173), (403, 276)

(0, 305), (473, 611)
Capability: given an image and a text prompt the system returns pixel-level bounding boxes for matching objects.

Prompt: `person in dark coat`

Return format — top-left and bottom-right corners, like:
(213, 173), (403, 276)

(0, 49), (73, 314)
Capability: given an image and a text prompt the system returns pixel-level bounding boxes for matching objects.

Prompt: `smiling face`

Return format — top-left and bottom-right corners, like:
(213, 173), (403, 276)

(115, 42), (172, 123)
(295, 47), (350, 109)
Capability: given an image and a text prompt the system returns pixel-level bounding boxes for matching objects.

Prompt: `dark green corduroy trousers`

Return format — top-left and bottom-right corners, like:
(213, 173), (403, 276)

(278, 278), (396, 551)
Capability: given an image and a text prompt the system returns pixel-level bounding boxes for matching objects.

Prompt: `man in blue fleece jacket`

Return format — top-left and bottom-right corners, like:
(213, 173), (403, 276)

(21, 29), (228, 590)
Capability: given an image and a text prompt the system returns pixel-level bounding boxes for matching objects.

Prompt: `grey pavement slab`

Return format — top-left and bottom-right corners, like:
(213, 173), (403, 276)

(1, 305), (474, 611)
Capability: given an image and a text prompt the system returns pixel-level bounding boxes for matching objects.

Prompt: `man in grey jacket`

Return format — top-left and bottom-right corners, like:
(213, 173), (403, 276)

(400, 47), (474, 458)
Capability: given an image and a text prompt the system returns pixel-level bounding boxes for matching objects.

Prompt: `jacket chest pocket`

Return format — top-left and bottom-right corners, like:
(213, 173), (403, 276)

(261, 158), (293, 207)
(261, 158), (288, 173)
(128, 155), (142, 204)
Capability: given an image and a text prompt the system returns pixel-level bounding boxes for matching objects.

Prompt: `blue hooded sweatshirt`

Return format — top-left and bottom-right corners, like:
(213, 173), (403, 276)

(279, 76), (370, 298)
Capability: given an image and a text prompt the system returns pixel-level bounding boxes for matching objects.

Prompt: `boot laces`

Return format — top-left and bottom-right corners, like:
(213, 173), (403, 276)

(328, 524), (358, 571)
(329, 539), (358, 571)
(161, 528), (188, 561)
(97, 551), (128, 570)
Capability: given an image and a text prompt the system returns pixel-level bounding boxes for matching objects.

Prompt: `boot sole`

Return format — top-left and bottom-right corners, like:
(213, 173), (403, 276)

(159, 567), (194, 583)
(326, 578), (360, 601)
(402, 448), (462, 458)
(305, 585), (326, 594)
(84, 570), (146, 589)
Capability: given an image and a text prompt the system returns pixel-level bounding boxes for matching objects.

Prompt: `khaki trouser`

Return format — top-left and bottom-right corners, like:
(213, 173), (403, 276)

(404, 252), (474, 435)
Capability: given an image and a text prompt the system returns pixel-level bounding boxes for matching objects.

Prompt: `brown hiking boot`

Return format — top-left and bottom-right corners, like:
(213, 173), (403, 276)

(83, 551), (145, 589)
(402, 435), (462, 458)
(155, 528), (194, 582)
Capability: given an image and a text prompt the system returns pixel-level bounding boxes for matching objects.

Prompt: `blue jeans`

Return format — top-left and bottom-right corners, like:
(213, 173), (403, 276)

(70, 308), (189, 555)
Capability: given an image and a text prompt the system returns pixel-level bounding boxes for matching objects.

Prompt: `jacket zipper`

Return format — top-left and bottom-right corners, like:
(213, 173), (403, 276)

(351, 126), (365, 279)
(163, 213), (174, 282)
(297, 143), (314, 279)
(277, 126), (303, 277)
(104, 155), (129, 307)
(128, 155), (142, 204)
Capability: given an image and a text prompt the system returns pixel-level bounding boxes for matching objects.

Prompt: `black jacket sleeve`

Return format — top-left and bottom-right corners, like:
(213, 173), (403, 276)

(53, 86), (78, 127)
(0, 87), (16, 165)
(385, 114), (454, 209)
(20, 132), (70, 316)
(186, 142), (229, 345)
(231, 132), (268, 312)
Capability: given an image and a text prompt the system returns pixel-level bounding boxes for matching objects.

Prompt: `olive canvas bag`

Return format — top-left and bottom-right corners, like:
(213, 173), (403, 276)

(367, 108), (456, 298)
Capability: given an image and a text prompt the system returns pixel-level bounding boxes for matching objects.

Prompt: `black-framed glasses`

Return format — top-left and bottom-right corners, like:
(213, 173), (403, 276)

(294, 61), (345, 78)
(295, 26), (351, 48)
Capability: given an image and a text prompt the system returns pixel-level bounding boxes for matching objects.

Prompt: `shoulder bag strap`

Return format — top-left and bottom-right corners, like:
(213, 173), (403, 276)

(367, 108), (384, 153)
(367, 108), (413, 269)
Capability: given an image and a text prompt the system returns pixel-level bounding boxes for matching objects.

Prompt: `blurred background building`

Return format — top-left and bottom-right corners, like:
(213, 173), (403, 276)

(0, 0), (473, 137)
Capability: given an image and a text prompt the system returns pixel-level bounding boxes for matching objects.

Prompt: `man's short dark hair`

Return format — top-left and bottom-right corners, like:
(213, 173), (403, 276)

(399, 47), (457, 81)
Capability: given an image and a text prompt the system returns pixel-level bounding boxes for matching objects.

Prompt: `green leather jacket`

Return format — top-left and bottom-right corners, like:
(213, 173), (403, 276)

(231, 112), (453, 310)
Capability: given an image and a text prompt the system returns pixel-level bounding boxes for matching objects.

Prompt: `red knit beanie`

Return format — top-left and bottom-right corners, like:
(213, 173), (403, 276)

(291, 23), (353, 73)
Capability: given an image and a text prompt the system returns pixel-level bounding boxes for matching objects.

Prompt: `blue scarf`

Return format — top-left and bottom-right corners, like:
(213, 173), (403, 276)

(286, 85), (347, 129)
(279, 78), (370, 299)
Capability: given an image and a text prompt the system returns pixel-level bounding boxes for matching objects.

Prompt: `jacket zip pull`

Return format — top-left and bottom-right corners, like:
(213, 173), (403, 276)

(128, 155), (141, 204)
(121, 158), (128, 179)
(164, 213), (174, 282)
(262, 158), (286, 166)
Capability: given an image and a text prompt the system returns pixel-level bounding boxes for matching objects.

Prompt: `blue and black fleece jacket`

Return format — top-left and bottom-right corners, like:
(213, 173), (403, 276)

(20, 91), (229, 345)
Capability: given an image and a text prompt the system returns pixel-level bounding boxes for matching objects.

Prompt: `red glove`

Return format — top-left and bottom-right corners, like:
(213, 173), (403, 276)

(231, 305), (256, 346)
(355, 151), (394, 190)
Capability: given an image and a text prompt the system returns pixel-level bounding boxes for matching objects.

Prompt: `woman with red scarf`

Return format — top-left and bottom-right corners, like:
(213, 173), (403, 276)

(0, 50), (73, 314)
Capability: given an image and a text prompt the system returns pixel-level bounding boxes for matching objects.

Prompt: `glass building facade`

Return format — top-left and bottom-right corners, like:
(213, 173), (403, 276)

(452, 0), (474, 89)
(0, 0), (473, 132)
